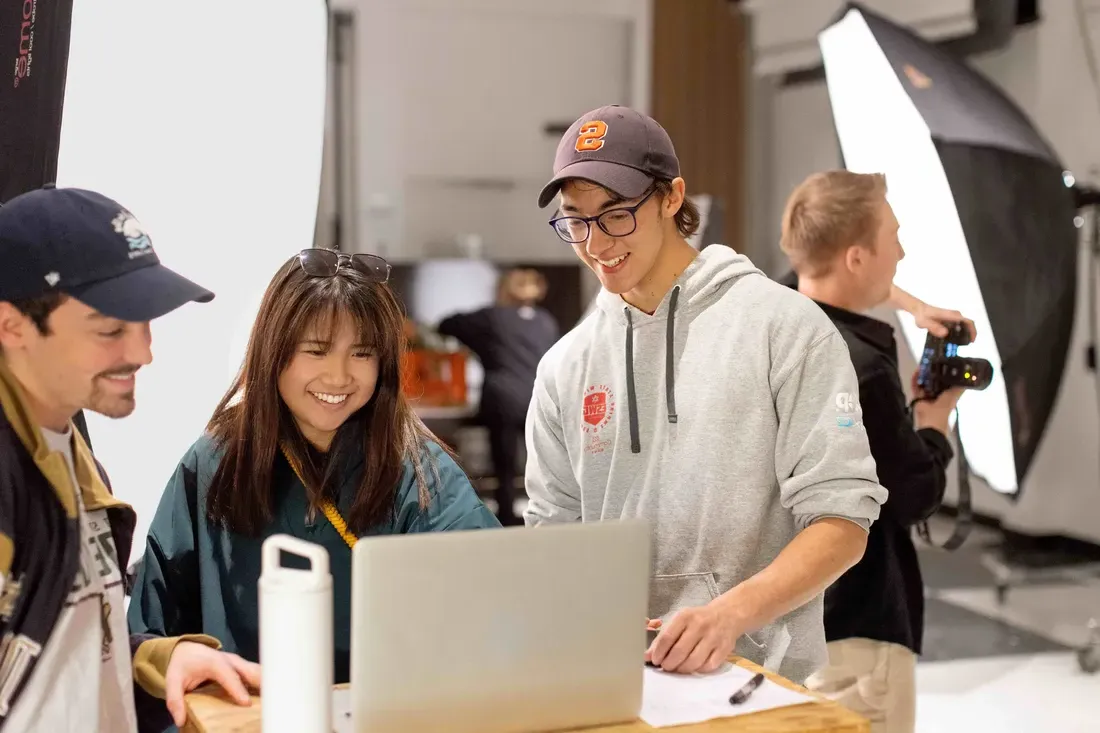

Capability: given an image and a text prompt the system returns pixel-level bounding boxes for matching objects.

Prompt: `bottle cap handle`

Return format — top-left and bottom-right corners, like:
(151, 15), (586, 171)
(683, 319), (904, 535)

(262, 534), (330, 578)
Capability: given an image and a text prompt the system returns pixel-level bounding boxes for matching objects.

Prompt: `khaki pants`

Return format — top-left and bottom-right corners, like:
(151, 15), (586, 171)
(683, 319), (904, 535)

(804, 638), (917, 733)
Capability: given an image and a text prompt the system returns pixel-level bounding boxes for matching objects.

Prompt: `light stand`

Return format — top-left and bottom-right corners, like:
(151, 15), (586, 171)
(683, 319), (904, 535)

(1075, 183), (1100, 675)
(977, 183), (1100, 674)
(1076, 185), (1100, 385)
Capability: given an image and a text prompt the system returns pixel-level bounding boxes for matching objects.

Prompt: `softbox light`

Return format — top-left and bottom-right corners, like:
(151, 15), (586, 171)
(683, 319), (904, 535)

(55, 1), (329, 555)
(818, 3), (1079, 498)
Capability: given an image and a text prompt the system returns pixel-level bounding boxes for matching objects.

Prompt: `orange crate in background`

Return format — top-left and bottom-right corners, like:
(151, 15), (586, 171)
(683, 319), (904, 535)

(401, 349), (467, 407)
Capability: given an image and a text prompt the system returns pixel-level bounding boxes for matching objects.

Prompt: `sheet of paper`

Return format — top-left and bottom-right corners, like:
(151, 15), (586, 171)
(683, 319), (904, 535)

(640, 663), (816, 728)
(332, 688), (352, 733)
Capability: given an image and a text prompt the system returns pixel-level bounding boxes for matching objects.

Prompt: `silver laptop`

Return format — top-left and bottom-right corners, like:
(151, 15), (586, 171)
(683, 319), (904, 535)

(346, 520), (651, 733)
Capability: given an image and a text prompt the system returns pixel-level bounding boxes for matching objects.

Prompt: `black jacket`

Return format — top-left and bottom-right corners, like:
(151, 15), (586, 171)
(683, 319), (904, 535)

(0, 360), (218, 732)
(438, 305), (558, 424)
(779, 275), (953, 653)
(0, 361), (134, 728)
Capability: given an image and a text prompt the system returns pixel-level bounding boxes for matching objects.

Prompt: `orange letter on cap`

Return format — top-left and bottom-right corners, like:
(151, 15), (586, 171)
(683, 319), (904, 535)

(576, 121), (608, 152)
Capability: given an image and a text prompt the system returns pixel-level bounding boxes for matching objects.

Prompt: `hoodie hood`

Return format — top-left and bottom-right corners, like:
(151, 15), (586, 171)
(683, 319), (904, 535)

(594, 244), (764, 321)
(594, 245), (765, 452)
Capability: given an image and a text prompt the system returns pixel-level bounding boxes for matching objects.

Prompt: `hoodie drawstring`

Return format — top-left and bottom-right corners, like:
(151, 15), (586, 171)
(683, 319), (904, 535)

(624, 308), (641, 454)
(623, 285), (680, 454)
(666, 286), (679, 424)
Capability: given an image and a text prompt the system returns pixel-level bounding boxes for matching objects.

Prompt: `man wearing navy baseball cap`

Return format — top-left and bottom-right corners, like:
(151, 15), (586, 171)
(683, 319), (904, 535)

(524, 106), (888, 684)
(0, 186), (258, 733)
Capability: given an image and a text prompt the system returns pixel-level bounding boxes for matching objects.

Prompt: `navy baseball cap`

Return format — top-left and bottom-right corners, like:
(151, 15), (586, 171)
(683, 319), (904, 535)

(538, 105), (681, 208)
(0, 186), (214, 321)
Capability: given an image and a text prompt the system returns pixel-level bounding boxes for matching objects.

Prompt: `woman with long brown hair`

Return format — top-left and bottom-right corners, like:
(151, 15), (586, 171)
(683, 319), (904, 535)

(127, 249), (499, 703)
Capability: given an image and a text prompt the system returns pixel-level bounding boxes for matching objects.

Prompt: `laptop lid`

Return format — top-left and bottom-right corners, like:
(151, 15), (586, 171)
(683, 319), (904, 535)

(349, 520), (651, 733)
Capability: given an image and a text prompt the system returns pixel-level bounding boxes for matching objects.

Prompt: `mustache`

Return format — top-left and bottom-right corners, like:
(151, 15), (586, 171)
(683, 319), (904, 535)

(97, 367), (141, 379)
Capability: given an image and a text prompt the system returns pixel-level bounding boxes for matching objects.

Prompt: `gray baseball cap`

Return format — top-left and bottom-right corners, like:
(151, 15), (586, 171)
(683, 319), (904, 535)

(537, 105), (681, 208)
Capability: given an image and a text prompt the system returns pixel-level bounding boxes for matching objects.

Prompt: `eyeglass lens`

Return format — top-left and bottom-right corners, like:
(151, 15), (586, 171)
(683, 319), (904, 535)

(552, 208), (636, 244)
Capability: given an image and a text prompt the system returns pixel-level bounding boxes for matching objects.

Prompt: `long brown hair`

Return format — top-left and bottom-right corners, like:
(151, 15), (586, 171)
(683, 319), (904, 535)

(205, 255), (444, 536)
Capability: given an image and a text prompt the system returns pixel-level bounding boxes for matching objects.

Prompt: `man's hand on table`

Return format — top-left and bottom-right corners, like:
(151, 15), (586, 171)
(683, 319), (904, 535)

(645, 598), (745, 675)
(164, 641), (262, 728)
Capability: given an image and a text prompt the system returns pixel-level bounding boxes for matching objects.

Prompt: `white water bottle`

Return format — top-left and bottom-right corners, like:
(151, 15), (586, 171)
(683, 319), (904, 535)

(259, 534), (334, 733)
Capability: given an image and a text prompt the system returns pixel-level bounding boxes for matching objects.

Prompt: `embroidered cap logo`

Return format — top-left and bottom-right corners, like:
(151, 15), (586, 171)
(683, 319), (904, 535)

(111, 211), (154, 260)
(575, 120), (609, 152)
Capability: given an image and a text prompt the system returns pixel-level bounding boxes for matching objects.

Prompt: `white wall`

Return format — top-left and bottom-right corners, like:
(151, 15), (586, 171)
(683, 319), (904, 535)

(333, 0), (652, 264)
(755, 3), (1100, 543)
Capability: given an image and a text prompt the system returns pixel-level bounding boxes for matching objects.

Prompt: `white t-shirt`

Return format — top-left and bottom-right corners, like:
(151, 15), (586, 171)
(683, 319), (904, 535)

(3, 426), (137, 733)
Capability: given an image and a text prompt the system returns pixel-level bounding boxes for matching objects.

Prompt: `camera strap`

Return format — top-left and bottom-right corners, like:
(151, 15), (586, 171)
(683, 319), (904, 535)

(916, 411), (973, 551)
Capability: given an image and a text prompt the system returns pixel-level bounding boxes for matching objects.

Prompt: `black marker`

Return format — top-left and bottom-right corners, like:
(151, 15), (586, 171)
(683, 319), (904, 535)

(645, 627), (660, 667)
(728, 672), (765, 705)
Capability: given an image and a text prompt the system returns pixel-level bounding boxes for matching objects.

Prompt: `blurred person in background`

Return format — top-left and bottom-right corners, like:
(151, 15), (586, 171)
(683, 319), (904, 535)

(779, 170), (974, 733)
(525, 105), (888, 684)
(0, 186), (254, 733)
(438, 267), (559, 525)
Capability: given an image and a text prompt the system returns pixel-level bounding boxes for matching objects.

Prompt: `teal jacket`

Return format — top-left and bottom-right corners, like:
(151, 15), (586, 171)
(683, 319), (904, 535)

(127, 435), (500, 684)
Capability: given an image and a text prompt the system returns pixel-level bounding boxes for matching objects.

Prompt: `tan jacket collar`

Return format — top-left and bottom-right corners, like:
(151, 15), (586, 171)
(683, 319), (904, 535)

(0, 357), (130, 515)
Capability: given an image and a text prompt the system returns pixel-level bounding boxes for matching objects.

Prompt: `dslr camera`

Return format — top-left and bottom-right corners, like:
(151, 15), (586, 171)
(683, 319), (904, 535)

(916, 321), (993, 399)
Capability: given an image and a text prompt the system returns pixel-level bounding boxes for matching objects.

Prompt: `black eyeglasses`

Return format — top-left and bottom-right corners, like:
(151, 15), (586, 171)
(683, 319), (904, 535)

(296, 248), (391, 283)
(548, 188), (657, 244)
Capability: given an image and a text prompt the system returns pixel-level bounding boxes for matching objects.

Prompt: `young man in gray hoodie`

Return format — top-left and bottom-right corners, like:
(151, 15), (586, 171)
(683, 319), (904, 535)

(525, 105), (888, 685)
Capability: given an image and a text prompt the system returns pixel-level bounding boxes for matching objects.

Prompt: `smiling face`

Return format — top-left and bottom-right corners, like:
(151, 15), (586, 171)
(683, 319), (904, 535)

(558, 180), (671, 297)
(0, 295), (153, 431)
(277, 313), (379, 451)
(205, 258), (415, 534)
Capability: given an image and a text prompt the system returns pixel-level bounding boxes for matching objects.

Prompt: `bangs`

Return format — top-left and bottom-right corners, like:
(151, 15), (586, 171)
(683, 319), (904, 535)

(289, 277), (389, 355)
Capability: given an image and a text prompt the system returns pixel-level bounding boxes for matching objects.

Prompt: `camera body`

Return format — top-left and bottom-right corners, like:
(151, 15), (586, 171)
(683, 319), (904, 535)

(916, 321), (993, 399)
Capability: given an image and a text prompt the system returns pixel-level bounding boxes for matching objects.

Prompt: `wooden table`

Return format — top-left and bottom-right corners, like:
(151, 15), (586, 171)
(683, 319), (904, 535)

(182, 656), (868, 733)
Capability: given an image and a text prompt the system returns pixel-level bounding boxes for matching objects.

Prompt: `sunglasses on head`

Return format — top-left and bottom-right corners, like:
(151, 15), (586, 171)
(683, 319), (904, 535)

(296, 248), (391, 284)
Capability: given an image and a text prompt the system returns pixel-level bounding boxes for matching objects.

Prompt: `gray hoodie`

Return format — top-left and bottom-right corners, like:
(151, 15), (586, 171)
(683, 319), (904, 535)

(523, 245), (887, 683)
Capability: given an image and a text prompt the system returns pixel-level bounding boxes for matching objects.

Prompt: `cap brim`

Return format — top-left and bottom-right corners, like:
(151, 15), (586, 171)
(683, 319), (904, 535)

(67, 263), (215, 322)
(537, 160), (654, 208)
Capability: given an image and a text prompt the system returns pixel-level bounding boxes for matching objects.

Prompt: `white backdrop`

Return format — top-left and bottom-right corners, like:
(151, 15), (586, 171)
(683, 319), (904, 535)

(55, 1), (330, 559)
